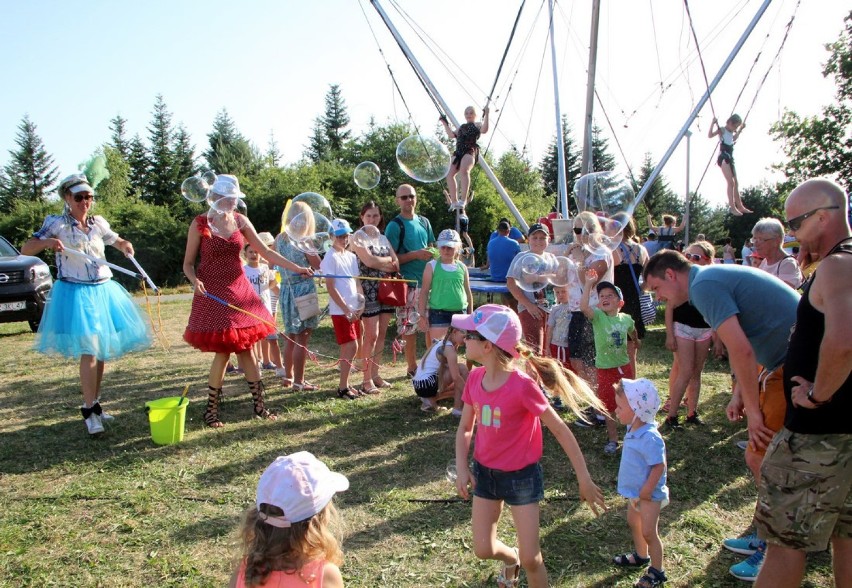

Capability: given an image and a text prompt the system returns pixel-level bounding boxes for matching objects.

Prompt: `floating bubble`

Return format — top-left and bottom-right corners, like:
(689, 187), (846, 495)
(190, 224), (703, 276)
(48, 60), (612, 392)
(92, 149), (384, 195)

(352, 224), (382, 250)
(573, 171), (635, 217)
(181, 175), (209, 203)
(510, 252), (551, 293)
(206, 199), (247, 239)
(446, 459), (458, 483)
(351, 293), (366, 314)
(200, 170), (217, 187)
(396, 135), (451, 183)
(546, 257), (578, 288)
(579, 214), (625, 257)
(353, 161), (381, 190)
(286, 210), (332, 256)
(292, 192), (333, 220)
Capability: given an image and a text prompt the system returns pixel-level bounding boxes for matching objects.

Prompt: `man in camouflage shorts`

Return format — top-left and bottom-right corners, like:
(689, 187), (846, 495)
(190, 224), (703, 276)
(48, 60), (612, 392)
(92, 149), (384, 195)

(753, 178), (852, 587)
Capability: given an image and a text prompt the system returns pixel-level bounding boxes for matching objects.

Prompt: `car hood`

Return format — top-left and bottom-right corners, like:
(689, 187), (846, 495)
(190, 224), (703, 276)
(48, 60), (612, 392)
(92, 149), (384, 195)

(0, 254), (48, 270)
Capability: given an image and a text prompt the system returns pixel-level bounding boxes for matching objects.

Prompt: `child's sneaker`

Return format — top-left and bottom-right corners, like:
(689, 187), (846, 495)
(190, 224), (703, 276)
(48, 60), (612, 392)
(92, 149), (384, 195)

(723, 532), (761, 555)
(729, 541), (765, 581)
(661, 416), (683, 432)
(604, 441), (619, 454)
(685, 412), (704, 425)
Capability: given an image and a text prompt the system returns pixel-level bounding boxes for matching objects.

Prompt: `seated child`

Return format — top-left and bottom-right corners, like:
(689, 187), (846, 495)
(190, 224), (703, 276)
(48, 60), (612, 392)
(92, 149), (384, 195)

(411, 326), (468, 415)
(612, 378), (669, 588)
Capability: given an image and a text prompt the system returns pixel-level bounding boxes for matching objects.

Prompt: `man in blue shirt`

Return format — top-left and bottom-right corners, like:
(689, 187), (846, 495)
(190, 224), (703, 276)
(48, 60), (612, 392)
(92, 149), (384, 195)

(643, 232), (661, 256)
(643, 250), (800, 581)
(488, 218), (526, 243)
(486, 221), (521, 282)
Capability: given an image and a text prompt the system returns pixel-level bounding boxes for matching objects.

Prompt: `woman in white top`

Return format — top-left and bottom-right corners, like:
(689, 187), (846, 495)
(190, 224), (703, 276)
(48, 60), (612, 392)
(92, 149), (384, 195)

(751, 217), (803, 289)
(21, 174), (152, 436)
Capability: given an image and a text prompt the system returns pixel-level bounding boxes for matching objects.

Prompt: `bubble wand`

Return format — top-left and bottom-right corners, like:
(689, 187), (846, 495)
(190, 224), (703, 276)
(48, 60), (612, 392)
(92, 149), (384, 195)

(127, 255), (159, 293)
(61, 248), (147, 281)
(313, 273), (417, 284)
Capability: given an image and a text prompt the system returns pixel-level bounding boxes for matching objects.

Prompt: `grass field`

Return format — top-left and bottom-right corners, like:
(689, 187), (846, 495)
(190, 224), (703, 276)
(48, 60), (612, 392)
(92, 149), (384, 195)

(0, 293), (834, 587)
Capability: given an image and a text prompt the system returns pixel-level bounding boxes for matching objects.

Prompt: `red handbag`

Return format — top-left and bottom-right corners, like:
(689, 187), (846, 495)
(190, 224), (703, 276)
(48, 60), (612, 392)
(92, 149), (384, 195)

(378, 275), (408, 307)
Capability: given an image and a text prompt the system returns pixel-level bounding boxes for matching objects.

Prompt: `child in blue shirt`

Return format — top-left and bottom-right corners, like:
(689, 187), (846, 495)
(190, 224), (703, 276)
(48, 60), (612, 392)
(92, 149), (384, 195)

(612, 378), (669, 588)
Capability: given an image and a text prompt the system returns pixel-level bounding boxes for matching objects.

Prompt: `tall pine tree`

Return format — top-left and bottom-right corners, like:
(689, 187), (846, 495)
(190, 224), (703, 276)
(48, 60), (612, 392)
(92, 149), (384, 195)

(204, 109), (254, 175)
(2, 115), (59, 210)
(539, 115), (581, 212)
(109, 115), (131, 160)
(590, 124), (617, 172)
(323, 84), (351, 160)
(127, 134), (150, 198)
(304, 118), (329, 163)
(146, 95), (178, 206)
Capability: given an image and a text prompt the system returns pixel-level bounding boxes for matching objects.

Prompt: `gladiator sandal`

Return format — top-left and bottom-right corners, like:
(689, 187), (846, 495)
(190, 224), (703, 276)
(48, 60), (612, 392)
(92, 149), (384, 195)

(248, 380), (277, 420)
(204, 386), (224, 428)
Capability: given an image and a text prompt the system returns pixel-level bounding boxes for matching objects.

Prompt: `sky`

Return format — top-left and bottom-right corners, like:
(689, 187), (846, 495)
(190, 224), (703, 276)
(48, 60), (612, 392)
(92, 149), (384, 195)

(1, 0), (847, 212)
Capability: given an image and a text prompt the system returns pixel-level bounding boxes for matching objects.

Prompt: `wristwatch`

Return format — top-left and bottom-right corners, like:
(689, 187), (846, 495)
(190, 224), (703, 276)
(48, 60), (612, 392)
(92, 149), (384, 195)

(806, 384), (826, 406)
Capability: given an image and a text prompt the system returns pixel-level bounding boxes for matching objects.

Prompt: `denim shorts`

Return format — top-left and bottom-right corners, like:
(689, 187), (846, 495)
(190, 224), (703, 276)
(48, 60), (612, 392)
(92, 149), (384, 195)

(472, 460), (544, 505)
(429, 308), (461, 327)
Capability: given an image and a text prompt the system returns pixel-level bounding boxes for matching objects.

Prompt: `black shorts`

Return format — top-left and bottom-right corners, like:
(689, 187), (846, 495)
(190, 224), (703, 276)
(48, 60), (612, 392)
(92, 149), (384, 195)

(459, 215), (469, 233)
(717, 151), (736, 176)
(413, 374), (439, 398)
(567, 311), (595, 363)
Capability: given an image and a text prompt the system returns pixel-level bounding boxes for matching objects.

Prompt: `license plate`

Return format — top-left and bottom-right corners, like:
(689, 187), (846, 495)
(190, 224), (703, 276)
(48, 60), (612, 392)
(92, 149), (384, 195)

(0, 301), (25, 312)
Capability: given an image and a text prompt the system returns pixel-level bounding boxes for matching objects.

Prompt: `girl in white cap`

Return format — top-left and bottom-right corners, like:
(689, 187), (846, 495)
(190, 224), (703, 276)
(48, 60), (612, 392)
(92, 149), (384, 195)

(452, 304), (608, 588)
(232, 451), (347, 587)
(417, 229), (473, 341)
(612, 378), (669, 588)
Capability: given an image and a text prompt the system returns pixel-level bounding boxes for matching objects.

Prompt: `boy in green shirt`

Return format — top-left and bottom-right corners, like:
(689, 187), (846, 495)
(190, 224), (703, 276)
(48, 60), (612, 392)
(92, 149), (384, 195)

(581, 269), (640, 454)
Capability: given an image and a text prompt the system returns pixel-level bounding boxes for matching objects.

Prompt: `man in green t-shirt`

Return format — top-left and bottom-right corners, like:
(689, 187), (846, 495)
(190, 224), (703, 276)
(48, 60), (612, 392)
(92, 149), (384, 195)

(384, 184), (436, 375)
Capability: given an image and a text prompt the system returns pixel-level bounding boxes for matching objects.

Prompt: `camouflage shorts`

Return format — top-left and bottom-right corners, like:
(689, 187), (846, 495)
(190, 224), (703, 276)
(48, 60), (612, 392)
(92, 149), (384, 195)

(754, 428), (852, 552)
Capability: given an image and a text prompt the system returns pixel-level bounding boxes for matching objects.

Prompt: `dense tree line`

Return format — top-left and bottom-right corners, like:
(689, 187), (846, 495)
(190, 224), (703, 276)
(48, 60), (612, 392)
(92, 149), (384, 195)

(2, 10), (849, 289)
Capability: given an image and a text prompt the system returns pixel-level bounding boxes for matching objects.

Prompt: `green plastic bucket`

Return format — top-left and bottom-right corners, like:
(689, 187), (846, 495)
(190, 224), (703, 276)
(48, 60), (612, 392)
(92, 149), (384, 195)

(145, 396), (187, 445)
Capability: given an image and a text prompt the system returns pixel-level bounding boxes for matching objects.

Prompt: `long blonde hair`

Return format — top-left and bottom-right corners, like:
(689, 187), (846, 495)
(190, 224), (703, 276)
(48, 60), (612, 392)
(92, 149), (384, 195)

(493, 342), (606, 418)
(236, 502), (343, 587)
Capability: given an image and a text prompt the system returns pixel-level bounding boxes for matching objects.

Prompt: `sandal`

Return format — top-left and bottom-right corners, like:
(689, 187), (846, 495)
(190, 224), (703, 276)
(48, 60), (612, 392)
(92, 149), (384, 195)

(613, 552), (651, 567)
(373, 378), (393, 389)
(292, 381), (319, 392)
(337, 387), (359, 400)
(360, 384), (380, 395)
(204, 386), (224, 428)
(248, 381), (277, 421)
(634, 567), (667, 588)
(496, 547), (520, 587)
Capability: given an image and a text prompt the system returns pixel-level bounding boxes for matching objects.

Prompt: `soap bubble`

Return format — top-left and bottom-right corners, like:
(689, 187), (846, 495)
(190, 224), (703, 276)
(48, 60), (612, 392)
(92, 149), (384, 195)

(546, 257), (578, 288)
(353, 161), (381, 190)
(352, 225), (382, 250)
(286, 210), (332, 255)
(573, 171), (635, 217)
(578, 213), (626, 257)
(292, 192), (333, 220)
(200, 170), (217, 186)
(510, 252), (551, 293)
(181, 175), (209, 203)
(206, 199), (247, 239)
(396, 135), (451, 183)
(350, 293), (366, 314)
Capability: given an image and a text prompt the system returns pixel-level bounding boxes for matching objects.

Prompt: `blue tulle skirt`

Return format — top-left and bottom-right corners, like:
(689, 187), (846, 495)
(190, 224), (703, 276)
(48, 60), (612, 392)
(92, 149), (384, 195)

(35, 279), (153, 361)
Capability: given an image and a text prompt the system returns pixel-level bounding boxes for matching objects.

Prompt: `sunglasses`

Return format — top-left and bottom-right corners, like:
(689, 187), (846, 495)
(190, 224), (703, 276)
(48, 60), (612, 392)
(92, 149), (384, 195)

(464, 331), (487, 341)
(73, 193), (94, 202)
(573, 227), (583, 235)
(686, 254), (703, 262)
(785, 206), (839, 231)
(398, 193), (416, 201)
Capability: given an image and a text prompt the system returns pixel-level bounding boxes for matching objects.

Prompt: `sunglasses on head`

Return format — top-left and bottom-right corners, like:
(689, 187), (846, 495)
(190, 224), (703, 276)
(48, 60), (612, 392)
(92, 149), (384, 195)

(398, 193), (415, 201)
(464, 331), (487, 341)
(785, 206), (839, 231)
(573, 227), (583, 235)
(73, 193), (94, 202)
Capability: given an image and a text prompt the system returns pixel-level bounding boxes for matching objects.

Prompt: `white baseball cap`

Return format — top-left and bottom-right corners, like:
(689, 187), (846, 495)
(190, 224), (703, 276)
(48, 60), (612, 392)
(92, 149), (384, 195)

(330, 219), (353, 236)
(436, 229), (462, 248)
(256, 452), (349, 528)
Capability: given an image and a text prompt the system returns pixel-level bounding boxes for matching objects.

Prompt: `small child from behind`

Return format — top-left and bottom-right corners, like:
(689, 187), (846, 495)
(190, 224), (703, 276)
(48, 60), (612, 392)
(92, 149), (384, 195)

(708, 114), (751, 215)
(544, 285), (572, 369)
(231, 451), (347, 588)
(612, 378), (669, 588)
(411, 326), (468, 415)
(580, 270), (639, 455)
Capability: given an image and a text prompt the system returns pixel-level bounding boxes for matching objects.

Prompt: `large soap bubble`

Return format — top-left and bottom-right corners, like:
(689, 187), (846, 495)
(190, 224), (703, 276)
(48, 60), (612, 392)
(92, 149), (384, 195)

(351, 224), (382, 250)
(350, 293), (366, 314)
(181, 174), (211, 203)
(396, 135), (451, 183)
(353, 162), (381, 190)
(578, 213), (625, 257)
(545, 256), (578, 288)
(286, 210), (332, 256)
(509, 252), (551, 293)
(573, 171), (635, 217)
(206, 199), (247, 239)
(292, 192), (333, 220)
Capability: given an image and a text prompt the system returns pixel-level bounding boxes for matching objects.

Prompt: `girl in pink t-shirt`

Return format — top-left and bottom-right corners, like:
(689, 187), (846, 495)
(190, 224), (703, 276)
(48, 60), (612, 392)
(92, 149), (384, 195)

(452, 304), (608, 588)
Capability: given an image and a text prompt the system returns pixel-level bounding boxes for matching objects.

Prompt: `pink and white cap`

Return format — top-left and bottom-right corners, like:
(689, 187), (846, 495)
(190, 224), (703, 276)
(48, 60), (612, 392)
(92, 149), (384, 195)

(256, 452), (349, 528)
(451, 304), (522, 358)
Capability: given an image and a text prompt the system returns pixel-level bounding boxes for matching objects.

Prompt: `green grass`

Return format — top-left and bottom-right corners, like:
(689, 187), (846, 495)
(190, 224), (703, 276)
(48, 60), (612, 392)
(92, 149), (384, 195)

(0, 297), (834, 587)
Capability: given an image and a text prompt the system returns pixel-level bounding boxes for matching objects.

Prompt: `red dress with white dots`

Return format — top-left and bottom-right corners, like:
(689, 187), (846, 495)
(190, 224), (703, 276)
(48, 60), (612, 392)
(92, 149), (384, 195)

(183, 216), (275, 353)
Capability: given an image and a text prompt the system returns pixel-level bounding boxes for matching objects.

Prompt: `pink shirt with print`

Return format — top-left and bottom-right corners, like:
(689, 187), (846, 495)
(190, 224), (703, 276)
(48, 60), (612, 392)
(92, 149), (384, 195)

(462, 367), (550, 471)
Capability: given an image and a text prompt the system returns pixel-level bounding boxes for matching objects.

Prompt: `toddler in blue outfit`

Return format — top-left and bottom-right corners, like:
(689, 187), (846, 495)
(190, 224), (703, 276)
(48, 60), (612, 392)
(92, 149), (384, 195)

(612, 378), (669, 588)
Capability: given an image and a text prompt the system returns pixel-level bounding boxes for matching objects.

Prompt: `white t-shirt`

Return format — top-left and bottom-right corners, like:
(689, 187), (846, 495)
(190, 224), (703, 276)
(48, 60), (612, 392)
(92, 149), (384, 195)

(414, 340), (453, 382)
(319, 249), (360, 315)
(758, 256), (802, 289)
(243, 264), (273, 312)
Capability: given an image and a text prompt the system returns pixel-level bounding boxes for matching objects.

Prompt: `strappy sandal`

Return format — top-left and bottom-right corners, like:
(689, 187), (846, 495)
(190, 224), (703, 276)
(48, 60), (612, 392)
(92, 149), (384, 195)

(337, 387), (359, 400)
(292, 381), (319, 392)
(248, 380), (277, 420)
(204, 386), (224, 428)
(360, 383), (380, 395)
(496, 547), (520, 587)
(373, 378), (393, 389)
(613, 552), (651, 567)
(634, 566), (667, 588)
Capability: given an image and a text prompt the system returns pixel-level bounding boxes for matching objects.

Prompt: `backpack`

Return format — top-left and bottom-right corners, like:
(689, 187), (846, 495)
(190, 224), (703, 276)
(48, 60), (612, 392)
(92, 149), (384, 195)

(391, 215), (433, 254)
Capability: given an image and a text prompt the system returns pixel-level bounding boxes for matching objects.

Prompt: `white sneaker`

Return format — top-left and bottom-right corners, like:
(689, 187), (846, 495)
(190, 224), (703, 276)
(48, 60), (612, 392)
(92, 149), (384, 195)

(93, 401), (114, 421)
(85, 413), (104, 435)
(274, 367), (288, 377)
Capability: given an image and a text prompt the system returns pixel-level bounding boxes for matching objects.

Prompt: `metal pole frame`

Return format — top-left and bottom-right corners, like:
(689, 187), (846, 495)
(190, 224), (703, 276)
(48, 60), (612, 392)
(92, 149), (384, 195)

(548, 0), (570, 218)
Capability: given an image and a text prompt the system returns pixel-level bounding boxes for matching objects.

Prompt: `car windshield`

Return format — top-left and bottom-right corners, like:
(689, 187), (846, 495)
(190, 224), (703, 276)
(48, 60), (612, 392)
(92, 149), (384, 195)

(0, 238), (20, 257)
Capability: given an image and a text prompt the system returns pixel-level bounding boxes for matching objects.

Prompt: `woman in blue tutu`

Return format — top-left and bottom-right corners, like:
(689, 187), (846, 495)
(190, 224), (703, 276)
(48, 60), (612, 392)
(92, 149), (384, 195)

(21, 174), (152, 436)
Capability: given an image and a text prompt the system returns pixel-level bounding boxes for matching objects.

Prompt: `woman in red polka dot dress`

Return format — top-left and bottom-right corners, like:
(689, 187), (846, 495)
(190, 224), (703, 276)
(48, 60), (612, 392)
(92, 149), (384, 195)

(183, 175), (312, 427)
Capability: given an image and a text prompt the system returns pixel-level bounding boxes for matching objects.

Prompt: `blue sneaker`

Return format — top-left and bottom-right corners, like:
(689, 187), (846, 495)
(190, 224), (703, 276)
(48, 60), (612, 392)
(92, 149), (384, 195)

(729, 542), (765, 582)
(723, 532), (760, 555)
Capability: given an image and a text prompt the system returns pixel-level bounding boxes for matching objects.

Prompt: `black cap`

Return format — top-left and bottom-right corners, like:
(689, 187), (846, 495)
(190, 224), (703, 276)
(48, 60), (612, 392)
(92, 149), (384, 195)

(596, 281), (623, 300)
(497, 220), (511, 231)
(528, 223), (549, 237)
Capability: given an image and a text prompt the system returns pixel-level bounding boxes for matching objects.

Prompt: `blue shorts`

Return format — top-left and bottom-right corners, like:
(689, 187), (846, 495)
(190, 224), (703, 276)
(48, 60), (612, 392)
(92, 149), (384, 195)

(472, 460), (544, 505)
(429, 308), (461, 328)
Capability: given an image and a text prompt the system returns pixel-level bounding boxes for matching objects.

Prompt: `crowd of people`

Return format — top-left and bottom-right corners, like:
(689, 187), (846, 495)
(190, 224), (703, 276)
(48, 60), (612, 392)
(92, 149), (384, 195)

(21, 171), (850, 587)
